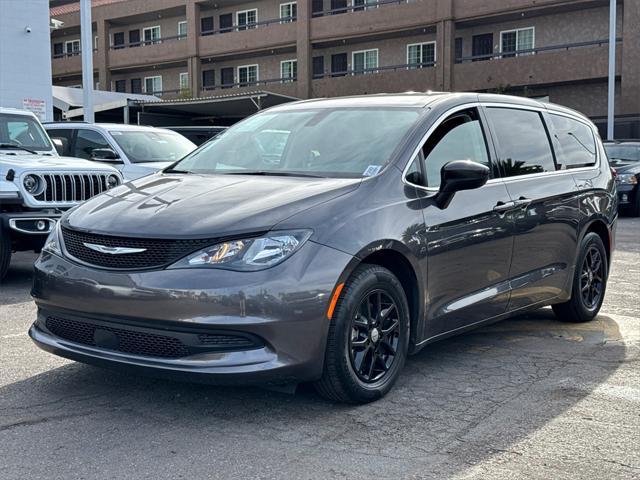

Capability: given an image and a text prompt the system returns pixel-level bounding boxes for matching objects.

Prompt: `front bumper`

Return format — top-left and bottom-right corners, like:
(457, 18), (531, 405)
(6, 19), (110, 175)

(30, 241), (354, 385)
(0, 211), (62, 251)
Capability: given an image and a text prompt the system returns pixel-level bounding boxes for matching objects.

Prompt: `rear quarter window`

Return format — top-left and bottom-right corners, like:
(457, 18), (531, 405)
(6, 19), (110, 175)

(549, 114), (597, 169)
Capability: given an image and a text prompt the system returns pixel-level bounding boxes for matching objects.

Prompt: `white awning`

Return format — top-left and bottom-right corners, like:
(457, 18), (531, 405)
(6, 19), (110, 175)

(52, 86), (159, 119)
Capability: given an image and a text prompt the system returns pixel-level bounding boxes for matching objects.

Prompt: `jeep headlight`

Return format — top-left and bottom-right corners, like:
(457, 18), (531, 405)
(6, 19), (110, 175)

(42, 222), (62, 256)
(23, 174), (44, 195)
(107, 174), (120, 190)
(169, 230), (312, 271)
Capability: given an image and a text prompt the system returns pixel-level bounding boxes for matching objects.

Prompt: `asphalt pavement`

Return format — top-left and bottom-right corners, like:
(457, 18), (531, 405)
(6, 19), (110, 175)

(0, 217), (638, 480)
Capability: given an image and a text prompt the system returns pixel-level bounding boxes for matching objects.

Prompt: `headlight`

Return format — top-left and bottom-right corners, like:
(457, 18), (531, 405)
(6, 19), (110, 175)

(617, 173), (638, 185)
(42, 222), (62, 256)
(106, 174), (120, 189)
(23, 174), (44, 195)
(169, 230), (312, 271)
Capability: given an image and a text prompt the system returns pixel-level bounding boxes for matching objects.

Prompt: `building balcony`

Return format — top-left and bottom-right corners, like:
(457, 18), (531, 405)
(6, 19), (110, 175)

(312, 62), (437, 97)
(199, 19), (297, 58)
(453, 39), (622, 91)
(311, 0), (442, 43)
(200, 77), (299, 99)
(51, 51), (96, 77)
(109, 36), (189, 69)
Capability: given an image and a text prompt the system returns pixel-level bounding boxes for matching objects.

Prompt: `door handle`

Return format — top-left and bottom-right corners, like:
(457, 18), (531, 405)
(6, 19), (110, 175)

(493, 200), (517, 212)
(513, 197), (532, 208)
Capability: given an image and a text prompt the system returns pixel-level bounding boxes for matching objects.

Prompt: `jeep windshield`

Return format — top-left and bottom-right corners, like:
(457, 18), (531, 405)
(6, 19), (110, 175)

(108, 130), (196, 164)
(0, 113), (52, 152)
(170, 107), (422, 178)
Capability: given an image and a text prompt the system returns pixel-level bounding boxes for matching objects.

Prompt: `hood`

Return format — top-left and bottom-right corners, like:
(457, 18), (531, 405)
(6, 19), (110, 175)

(0, 152), (119, 173)
(133, 161), (173, 171)
(63, 173), (361, 238)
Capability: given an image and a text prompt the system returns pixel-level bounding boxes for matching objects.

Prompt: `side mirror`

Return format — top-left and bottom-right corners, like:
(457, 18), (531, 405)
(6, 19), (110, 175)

(51, 137), (66, 156)
(91, 148), (121, 162)
(435, 160), (490, 209)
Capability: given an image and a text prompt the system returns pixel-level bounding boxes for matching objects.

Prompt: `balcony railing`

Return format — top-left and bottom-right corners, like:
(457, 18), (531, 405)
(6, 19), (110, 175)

(456, 38), (621, 63)
(108, 34), (187, 50)
(314, 61), (435, 78)
(202, 76), (297, 91)
(314, 0), (412, 17)
(52, 48), (97, 59)
(201, 15), (296, 36)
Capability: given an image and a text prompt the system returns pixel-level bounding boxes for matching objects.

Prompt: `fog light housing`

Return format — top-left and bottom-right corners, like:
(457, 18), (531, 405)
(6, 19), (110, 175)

(36, 220), (47, 231)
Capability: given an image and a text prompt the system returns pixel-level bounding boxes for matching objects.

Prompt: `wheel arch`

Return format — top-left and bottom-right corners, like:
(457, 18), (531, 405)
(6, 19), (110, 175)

(581, 218), (612, 267)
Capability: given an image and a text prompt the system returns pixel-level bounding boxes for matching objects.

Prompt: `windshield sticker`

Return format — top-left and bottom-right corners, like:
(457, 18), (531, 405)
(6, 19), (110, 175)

(363, 165), (382, 177)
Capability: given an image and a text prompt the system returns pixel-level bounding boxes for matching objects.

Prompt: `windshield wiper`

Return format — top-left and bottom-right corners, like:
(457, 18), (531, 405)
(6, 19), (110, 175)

(164, 168), (192, 174)
(0, 143), (38, 154)
(224, 171), (326, 178)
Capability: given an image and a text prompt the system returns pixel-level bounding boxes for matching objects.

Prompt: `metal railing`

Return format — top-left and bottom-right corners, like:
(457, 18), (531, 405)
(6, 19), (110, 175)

(202, 75), (297, 91)
(314, 61), (435, 79)
(456, 38), (622, 63)
(52, 48), (98, 59)
(109, 33), (187, 50)
(201, 15), (296, 36)
(314, 0), (413, 17)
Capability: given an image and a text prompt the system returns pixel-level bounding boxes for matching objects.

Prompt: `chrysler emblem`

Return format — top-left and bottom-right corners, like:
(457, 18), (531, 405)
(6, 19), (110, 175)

(83, 242), (147, 255)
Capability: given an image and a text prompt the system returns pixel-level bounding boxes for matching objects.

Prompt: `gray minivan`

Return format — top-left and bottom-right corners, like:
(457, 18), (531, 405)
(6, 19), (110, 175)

(31, 93), (617, 403)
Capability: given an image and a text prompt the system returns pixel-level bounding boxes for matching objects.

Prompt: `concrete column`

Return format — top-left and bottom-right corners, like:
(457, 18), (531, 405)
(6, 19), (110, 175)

(186, 0), (201, 97)
(436, 19), (455, 92)
(620, 0), (640, 116)
(296, 0), (312, 99)
(96, 18), (110, 91)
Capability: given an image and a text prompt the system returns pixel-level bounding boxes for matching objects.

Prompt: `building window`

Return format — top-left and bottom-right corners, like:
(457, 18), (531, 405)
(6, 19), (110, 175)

(131, 78), (142, 93)
(144, 76), (162, 95)
(407, 42), (436, 68)
(202, 70), (215, 89)
(500, 27), (534, 58)
(53, 42), (63, 58)
(312, 56), (325, 79)
(312, 0), (324, 17)
(353, 0), (377, 11)
(201, 16), (214, 35)
(237, 9), (258, 30)
(179, 72), (189, 93)
(281, 59), (297, 82)
(65, 40), (80, 56)
(178, 21), (187, 39)
(352, 49), (378, 75)
(219, 14), (233, 33)
(114, 80), (126, 92)
(142, 26), (161, 45)
(280, 2), (297, 22)
(237, 65), (258, 86)
(112, 32), (125, 49)
(220, 67), (234, 88)
(472, 33), (493, 61)
(129, 29), (141, 47)
(454, 37), (463, 63)
(331, 53), (348, 77)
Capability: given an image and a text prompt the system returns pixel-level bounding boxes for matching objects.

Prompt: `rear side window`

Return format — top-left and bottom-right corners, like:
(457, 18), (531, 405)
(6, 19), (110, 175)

(549, 114), (597, 169)
(74, 129), (111, 159)
(46, 128), (74, 156)
(486, 107), (556, 177)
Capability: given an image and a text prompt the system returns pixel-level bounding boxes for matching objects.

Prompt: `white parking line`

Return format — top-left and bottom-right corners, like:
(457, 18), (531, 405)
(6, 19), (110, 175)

(0, 333), (26, 339)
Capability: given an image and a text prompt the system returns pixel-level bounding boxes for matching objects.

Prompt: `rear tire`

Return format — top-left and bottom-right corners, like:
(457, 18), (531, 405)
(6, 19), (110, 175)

(0, 228), (11, 282)
(314, 265), (410, 404)
(552, 232), (608, 323)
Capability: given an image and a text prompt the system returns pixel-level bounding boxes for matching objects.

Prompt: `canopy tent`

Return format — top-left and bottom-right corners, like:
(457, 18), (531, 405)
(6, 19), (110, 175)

(52, 86), (159, 119)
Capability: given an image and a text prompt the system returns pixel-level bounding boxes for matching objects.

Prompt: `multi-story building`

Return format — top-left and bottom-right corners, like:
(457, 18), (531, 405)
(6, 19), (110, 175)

(49, 0), (640, 136)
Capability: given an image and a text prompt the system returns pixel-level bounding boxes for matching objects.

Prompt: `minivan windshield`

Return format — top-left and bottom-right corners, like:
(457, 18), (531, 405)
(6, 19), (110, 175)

(171, 107), (422, 178)
(109, 130), (196, 163)
(0, 113), (52, 152)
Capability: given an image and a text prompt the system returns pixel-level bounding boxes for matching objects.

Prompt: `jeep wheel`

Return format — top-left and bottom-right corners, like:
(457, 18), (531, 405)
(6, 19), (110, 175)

(0, 227), (11, 282)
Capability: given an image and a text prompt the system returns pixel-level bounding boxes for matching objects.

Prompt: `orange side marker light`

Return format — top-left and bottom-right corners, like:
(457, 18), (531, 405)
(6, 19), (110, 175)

(327, 283), (345, 320)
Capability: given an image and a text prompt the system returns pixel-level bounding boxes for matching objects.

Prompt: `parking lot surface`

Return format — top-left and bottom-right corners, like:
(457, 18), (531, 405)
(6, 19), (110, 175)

(1, 218), (638, 480)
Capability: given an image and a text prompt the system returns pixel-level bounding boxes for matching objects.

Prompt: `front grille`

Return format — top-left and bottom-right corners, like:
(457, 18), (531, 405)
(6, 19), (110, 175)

(45, 316), (263, 358)
(33, 173), (112, 203)
(61, 227), (215, 270)
(46, 316), (190, 358)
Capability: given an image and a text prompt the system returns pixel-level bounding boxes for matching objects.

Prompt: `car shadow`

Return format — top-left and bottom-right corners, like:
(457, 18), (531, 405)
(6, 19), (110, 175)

(0, 252), (37, 306)
(0, 309), (627, 478)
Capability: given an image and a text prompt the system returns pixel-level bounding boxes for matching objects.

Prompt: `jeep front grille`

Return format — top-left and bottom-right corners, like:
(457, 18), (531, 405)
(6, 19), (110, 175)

(33, 173), (111, 203)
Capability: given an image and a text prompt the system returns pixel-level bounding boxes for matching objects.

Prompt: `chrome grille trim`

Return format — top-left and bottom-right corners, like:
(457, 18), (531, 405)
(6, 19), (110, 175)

(30, 172), (113, 205)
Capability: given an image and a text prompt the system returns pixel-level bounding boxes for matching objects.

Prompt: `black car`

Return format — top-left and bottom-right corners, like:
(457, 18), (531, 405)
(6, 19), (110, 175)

(604, 141), (640, 216)
(30, 93), (617, 403)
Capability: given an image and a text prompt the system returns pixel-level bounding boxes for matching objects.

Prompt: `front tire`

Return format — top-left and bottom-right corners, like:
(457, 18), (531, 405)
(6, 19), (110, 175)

(314, 265), (410, 404)
(0, 227), (11, 282)
(552, 232), (608, 323)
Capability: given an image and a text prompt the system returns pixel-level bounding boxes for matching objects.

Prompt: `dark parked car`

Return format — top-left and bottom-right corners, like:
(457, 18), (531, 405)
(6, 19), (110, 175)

(604, 141), (640, 216)
(30, 93), (617, 403)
